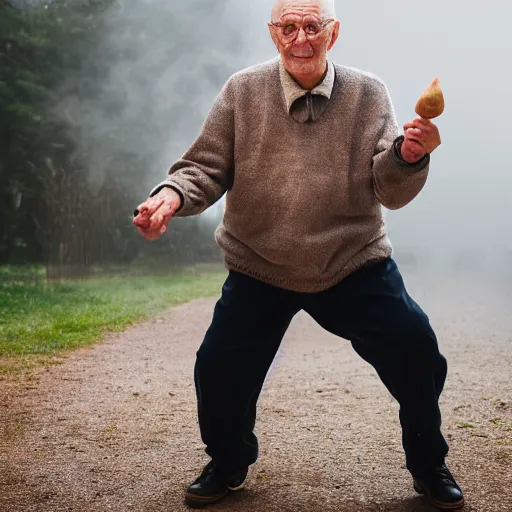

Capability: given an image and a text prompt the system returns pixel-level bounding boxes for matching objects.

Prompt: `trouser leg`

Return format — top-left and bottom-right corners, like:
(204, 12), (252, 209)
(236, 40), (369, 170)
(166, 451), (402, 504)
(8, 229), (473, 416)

(195, 271), (299, 471)
(303, 258), (449, 475)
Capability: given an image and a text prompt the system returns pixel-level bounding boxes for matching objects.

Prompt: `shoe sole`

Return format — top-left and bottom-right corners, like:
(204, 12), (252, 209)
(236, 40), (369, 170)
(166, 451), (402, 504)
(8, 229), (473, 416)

(185, 490), (229, 508)
(414, 482), (465, 510)
(185, 479), (246, 508)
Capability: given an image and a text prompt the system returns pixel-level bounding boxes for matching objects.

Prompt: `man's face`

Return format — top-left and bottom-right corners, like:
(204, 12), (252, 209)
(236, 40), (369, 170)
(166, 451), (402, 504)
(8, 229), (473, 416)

(269, 1), (339, 83)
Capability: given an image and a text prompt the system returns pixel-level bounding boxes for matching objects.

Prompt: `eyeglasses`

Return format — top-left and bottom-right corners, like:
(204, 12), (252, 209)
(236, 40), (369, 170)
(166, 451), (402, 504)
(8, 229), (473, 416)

(269, 14), (335, 45)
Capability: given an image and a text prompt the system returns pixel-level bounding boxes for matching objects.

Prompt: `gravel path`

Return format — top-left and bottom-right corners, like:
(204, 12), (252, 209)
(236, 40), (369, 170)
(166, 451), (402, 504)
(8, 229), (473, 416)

(1, 272), (511, 512)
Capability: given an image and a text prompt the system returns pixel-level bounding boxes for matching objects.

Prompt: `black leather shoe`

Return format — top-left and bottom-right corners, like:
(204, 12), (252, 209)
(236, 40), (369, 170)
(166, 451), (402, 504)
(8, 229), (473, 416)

(185, 460), (248, 508)
(413, 464), (464, 510)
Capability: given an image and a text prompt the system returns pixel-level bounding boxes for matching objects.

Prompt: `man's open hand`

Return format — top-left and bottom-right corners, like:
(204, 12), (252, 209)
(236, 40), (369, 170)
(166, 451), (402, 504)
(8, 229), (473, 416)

(401, 117), (441, 164)
(133, 187), (182, 241)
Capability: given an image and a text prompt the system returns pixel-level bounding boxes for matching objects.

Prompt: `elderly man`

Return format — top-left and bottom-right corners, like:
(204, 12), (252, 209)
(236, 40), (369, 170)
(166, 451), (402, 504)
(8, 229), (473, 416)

(134, 0), (464, 509)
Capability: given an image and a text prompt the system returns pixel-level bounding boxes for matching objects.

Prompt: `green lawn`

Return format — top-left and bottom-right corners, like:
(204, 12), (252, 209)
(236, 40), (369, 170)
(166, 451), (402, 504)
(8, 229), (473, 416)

(0, 265), (226, 373)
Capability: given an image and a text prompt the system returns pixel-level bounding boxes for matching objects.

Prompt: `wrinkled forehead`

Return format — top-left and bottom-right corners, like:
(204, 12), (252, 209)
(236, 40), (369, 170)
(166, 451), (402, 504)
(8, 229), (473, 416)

(272, 1), (323, 21)
(275, 11), (323, 22)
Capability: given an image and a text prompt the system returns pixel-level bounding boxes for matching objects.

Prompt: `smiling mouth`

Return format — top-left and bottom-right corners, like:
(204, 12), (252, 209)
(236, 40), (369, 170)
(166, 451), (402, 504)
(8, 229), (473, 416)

(290, 53), (313, 59)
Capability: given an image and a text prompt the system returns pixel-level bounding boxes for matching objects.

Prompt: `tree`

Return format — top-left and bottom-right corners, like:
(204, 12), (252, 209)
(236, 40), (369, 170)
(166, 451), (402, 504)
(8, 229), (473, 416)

(0, 0), (116, 275)
(0, 0), (245, 278)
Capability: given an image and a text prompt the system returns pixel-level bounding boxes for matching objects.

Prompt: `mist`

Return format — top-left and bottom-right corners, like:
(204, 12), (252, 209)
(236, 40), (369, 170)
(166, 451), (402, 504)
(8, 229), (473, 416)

(53, 0), (511, 275)
(241, 1), (511, 273)
(55, 0), (252, 222)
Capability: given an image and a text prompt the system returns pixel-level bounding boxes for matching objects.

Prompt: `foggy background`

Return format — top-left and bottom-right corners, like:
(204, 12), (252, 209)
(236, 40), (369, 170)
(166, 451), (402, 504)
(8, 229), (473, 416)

(1, 0), (511, 279)
(90, 0), (511, 270)
(221, 1), (511, 272)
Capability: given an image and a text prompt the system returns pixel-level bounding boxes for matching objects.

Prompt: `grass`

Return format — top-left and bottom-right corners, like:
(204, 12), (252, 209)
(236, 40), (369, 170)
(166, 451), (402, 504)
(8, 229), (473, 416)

(0, 265), (227, 373)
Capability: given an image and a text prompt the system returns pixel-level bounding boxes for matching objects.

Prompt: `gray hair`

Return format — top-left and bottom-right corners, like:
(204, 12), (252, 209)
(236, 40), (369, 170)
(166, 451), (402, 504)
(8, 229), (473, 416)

(271, 0), (337, 22)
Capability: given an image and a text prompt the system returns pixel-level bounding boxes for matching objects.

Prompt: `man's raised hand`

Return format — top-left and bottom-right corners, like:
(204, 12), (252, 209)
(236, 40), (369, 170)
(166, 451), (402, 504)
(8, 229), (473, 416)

(401, 117), (441, 164)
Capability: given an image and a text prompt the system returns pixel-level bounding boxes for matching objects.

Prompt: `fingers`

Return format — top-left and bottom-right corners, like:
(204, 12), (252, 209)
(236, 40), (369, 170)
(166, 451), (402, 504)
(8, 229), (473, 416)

(404, 125), (429, 141)
(135, 191), (179, 241)
(403, 115), (441, 151)
(133, 212), (150, 229)
(149, 200), (177, 229)
(401, 138), (426, 163)
(404, 117), (433, 130)
(136, 226), (162, 241)
(404, 127), (423, 142)
(404, 119), (435, 141)
(148, 212), (163, 231)
(134, 200), (175, 229)
(134, 208), (166, 240)
(403, 138), (424, 151)
(148, 209), (169, 231)
(404, 118), (440, 138)
(135, 197), (165, 217)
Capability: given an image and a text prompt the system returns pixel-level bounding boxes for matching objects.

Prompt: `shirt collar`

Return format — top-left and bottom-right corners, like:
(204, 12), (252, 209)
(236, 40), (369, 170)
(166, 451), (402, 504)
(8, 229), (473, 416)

(279, 59), (335, 113)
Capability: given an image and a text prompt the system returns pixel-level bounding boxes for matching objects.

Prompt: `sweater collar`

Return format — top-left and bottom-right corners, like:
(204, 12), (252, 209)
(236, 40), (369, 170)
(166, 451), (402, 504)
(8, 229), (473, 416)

(279, 59), (335, 113)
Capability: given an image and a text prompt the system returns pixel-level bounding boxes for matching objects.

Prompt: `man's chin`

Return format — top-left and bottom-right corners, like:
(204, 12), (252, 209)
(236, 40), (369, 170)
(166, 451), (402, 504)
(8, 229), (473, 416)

(286, 57), (316, 73)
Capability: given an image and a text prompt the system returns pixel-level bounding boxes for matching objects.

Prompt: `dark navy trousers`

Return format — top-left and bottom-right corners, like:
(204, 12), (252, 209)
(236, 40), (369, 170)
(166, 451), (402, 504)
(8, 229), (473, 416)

(194, 258), (449, 476)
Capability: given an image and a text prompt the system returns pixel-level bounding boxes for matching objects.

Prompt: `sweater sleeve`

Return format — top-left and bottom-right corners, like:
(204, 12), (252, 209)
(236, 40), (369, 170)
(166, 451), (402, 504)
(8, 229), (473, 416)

(371, 81), (430, 211)
(149, 80), (235, 217)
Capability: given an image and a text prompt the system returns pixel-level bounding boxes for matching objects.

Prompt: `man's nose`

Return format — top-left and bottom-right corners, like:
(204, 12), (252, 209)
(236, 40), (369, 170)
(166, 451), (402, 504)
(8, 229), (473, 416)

(295, 27), (308, 44)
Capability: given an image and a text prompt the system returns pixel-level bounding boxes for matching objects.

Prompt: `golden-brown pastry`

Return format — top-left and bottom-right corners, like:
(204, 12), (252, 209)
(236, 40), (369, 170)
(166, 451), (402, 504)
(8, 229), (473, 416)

(415, 77), (445, 119)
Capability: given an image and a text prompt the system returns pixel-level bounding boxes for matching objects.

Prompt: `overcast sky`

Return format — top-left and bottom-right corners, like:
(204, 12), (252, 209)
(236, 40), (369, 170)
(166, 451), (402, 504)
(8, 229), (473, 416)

(67, 0), (510, 266)
(233, 0), (511, 261)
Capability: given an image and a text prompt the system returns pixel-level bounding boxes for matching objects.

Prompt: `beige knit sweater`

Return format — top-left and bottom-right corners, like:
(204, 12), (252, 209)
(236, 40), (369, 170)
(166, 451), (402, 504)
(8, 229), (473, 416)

(150, 57), (430, 293)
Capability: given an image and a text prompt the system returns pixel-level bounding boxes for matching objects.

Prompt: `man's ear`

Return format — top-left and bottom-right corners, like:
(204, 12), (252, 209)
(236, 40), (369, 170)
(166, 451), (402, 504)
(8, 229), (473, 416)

(327, 20), (340, 51)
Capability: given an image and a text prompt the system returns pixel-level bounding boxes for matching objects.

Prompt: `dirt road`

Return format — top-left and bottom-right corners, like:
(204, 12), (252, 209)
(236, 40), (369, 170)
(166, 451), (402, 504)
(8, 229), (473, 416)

(1, 273), (511, 512)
